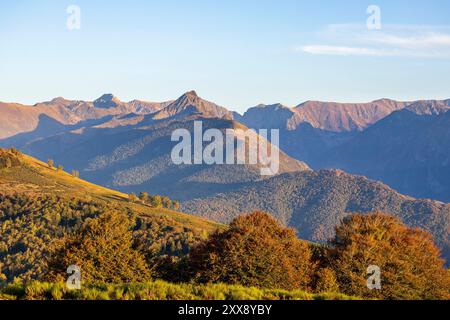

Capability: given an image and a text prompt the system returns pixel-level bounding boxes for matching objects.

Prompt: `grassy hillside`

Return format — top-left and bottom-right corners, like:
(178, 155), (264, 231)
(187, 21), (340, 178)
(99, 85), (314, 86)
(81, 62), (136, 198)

(0, 149), (219, 232)
(0, 280), (358, 300)
(0, 149), (222, 282)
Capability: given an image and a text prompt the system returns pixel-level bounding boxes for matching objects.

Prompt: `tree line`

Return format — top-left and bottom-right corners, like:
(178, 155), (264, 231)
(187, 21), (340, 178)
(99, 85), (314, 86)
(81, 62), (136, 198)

(128, 192), (180, 211)
(46, 157), (178, 209)
(47, 159), (79, 178)
(44, 210), (450, 300)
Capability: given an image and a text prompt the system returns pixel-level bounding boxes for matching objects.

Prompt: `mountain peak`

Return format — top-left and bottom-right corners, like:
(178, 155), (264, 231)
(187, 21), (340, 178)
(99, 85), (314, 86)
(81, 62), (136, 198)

(94, 94), (121, 109)
(152, 91), (231, 120)
(177, 91), (200, 103)
(372, 98), (396, 103)
(50, 97), (68, 103)
(43, 97), (72, 105)
(184, 90), (198, 98)
(96, 93), (117, 101)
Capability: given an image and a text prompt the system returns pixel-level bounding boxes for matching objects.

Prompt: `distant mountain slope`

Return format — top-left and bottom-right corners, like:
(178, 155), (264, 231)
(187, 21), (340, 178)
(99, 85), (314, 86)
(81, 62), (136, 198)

(128, 99), (173, 114)
(0, 94), (170, 139)
(289, 99), (410, 132)
(183, 169), (450, 262)
(235, 99), (409, 133)
(235, 98), (450, 202)
(0, 101), (78, 139)
(405, 99), (450, 115)
(236, 103), (295, 130)
(319, 105), (450, 202)
(234, 99), (412, 169)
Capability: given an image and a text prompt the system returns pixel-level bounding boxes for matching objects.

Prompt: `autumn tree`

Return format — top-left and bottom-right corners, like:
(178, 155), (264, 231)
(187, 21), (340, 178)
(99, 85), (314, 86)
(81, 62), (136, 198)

(162, 196), (172, 209)
(0, 272), (6, 284)
(47, 159), (54, 168)
(4, 157), (12, 169)
(189, 211), (313, 291)
(71, 170), (79, 178)
(139, 192), (149, 203)
(152, 255), (191, 283)
(47, 211), (151, 284)
(172, 201), (180, 211)
(57, 164), (63, 172)
(151, 195), (162, 208)
(9, 148), (19, 156)
(128, 193), (138, 203)
(328, 212), (450, 300)
(314, 268), (339, 293)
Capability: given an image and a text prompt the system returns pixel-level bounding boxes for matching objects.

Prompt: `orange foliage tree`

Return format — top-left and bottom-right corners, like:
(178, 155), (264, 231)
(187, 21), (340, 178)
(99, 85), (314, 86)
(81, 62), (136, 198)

(48, 211), (151, 284)
(328, 212), (450, 299)
(189, 211), (313, 291)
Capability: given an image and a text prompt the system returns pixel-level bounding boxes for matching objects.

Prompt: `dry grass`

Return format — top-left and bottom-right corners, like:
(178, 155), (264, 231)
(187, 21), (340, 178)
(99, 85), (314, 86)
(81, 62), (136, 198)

(0, 281), (359, 301)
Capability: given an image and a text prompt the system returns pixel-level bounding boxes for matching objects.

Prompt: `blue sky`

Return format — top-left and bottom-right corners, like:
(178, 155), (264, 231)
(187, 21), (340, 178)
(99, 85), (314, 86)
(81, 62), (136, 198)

(1, 0), (450, 113)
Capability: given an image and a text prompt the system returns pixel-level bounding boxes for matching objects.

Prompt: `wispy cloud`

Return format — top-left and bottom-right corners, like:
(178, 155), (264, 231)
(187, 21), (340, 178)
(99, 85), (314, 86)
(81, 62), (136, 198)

(299, 24), (450, 58)
(299, 45), (397, 57)
(370, 33), (450, 49)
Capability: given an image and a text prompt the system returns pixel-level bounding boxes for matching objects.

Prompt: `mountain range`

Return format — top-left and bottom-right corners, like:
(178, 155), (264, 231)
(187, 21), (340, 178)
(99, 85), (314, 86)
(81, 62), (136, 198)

(0, 91), (449, 262)
(2, 92), (448, 201)
(237, 99), (410, 132)
(0, 94), (172, 140)
(0, 92), (308, 200)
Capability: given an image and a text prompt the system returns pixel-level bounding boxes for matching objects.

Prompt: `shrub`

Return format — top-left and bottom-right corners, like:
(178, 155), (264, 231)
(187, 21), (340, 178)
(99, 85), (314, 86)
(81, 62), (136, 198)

(0, 149), (20, 169)
(162, 196), (172, 209)
(128, 193), (138, 203)
(139, 192), (149, 203)
(189, 211), (313, 291)
(172, 201), (180, 211)
(71, 170), (80, 178)
(151, 195), (162, 208)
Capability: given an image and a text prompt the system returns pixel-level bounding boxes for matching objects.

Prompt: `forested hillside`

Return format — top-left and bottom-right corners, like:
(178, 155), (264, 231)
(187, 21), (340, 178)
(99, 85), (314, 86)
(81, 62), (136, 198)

(183, 169), (450, 263)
